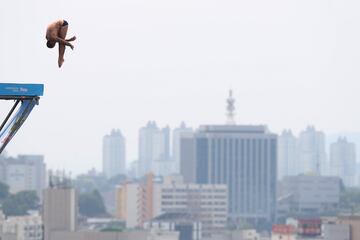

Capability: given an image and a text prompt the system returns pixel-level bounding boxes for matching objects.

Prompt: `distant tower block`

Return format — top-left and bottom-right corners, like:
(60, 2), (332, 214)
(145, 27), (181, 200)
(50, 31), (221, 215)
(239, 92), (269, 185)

(226, 90), (236, 125)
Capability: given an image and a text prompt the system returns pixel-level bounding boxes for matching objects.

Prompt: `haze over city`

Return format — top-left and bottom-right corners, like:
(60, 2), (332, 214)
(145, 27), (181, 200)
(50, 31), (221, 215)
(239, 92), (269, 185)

(1, 0), (359, 174)
(2, 0), (360, 240)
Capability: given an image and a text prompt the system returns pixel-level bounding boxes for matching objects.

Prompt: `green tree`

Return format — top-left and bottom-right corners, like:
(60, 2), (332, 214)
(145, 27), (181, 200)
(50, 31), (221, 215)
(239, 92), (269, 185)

(339, 188), (360, 214)
(2, 191), (39, 216)
(75, 178), (97, 193)
(101, 227), (123, 232)
(107, 174), (126, 186)
(79, 190), (107, 217)
(74, 174), (108, 193)
(0, 182), (9, 201)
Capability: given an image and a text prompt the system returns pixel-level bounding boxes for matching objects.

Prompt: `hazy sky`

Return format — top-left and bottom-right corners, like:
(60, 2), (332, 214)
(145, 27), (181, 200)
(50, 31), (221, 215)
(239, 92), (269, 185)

(0, 0), (359, 175)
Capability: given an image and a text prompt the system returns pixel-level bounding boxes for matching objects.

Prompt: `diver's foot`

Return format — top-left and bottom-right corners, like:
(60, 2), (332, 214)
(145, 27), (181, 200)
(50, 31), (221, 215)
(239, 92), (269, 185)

(58, 58), (65, 68)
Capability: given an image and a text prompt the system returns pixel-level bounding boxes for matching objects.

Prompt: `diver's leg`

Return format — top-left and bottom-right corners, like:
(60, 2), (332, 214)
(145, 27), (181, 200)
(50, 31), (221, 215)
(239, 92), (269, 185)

(58, 23), (68, 68)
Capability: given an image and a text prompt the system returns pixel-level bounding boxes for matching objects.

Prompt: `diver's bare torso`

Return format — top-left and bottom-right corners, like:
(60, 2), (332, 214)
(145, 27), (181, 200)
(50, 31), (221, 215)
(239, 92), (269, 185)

(46, 20), (64, 42)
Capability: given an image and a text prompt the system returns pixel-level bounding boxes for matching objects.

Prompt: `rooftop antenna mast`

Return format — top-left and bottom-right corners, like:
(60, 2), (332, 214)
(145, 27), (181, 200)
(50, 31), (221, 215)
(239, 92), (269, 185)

(226, 89), (236, 125)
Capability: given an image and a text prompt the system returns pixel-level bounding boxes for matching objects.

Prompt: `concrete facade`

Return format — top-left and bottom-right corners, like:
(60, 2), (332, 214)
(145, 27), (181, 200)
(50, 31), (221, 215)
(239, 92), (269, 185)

(338, 216), (360, 240)
(43, 188), (77, 240)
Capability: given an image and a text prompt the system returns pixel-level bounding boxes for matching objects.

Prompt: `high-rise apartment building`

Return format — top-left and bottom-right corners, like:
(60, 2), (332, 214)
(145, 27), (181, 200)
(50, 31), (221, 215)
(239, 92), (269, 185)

(103, 129), (126, 178)
(0, 155), (46, 200)
(330, 137), (356, 187)
(278, 130), (297, 180)
(138, 122), (170, 176)
(172, 122), (193, 173)
(297, 126), (327, 175)
(180, 125), (277, 225)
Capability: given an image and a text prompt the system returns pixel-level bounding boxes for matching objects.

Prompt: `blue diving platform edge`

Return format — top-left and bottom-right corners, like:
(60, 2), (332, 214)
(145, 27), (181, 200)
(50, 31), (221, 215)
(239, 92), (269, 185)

(0, 83), (44, 98)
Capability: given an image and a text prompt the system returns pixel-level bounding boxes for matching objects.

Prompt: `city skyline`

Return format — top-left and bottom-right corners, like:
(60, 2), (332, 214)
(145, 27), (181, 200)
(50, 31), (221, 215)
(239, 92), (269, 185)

(3, 123), (359, 186)
(1, 0), (359, 175)
(3, 122), (360, 176)
(1, 0), (360, 238)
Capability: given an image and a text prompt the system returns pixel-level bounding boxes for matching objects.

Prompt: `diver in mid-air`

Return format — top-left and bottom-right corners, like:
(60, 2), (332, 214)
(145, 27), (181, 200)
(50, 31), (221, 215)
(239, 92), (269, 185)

(46, 19), (76, 68)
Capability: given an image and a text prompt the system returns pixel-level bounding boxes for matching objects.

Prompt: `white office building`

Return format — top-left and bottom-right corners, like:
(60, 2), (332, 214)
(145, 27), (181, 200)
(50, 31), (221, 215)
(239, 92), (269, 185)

(330, 137), (356, 187)
(297, 126), (327, 175)
(103, 129), (126, 178)
(278, 130), (297, 180)
(0, 155), (46, 200)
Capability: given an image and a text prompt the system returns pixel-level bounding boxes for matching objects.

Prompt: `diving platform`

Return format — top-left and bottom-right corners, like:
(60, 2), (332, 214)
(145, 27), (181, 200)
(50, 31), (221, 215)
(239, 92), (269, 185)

(0, 83), (44, 154)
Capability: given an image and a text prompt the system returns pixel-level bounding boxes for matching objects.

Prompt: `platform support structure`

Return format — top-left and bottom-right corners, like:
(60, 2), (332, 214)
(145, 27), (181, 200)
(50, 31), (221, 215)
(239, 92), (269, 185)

(0, 83), (44, 154)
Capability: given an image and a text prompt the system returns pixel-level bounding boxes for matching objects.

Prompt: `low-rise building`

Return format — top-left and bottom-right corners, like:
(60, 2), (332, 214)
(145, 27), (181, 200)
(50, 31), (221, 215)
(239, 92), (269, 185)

(50, 230), (179, 240)
(203, 229), (266, 240)
(153, 175), (227, 236)
(278, 175), (340, 219)
(144, 213), (202, 240)
(271, 225), (296, 240)
(116, 174), (227, 237)
(286, 218), (322, 238)
(322, 223), (350, 240)
(0, 211), (43, 240)
(338, 216), (360, 240)
(44, 183), (179, 240)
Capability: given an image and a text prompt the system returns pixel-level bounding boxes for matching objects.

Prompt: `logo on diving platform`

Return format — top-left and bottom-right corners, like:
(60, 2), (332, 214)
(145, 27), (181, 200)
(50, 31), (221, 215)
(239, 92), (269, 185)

(5, 87), (29, 93)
